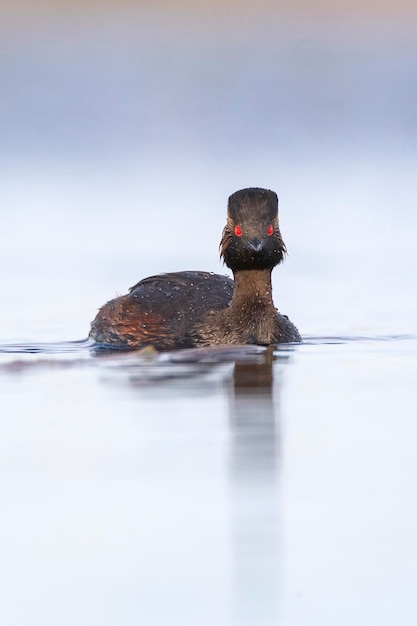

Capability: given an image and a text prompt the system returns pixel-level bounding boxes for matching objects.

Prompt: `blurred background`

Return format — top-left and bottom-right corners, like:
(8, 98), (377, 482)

(1, 0), (416, 342)
(1, 4), (417, 626)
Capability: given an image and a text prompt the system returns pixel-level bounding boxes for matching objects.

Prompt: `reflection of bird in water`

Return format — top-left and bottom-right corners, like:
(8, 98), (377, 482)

(228, 347), (290, 626)
(229, 346), (288, 481)
(91, 341), (293, 625)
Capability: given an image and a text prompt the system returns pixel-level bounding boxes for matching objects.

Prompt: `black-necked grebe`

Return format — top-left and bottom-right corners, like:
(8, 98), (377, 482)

(89, 187), (301, 349)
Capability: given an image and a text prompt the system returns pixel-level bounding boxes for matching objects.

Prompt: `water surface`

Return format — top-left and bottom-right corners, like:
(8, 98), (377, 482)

(1, 335), (416, 625)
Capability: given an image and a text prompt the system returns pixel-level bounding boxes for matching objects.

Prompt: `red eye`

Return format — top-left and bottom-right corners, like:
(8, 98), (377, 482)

(267, 225), (274, 236)
(234, 225), (242, 236)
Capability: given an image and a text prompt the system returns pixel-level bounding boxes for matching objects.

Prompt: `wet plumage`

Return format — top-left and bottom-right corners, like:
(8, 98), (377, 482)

(89, 187), (301, 349)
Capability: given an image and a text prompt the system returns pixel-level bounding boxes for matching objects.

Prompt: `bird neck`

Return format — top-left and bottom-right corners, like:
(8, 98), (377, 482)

(230, 269), (275, 310)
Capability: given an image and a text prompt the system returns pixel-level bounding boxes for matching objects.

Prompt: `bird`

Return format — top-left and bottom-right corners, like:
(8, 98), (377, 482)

(89, 187), (301, 350)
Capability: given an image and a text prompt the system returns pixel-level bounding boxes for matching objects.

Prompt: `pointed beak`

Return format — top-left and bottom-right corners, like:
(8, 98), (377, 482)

(246, 238), (264, 253)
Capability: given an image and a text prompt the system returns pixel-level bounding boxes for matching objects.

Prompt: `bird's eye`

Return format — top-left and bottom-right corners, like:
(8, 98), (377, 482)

(267, 225), (274, 236)
(234, 225), (242, 236)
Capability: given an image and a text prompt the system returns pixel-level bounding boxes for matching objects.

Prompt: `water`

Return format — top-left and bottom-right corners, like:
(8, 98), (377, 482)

(1, 336), (416, 625)
(1, 4), (417, 625)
